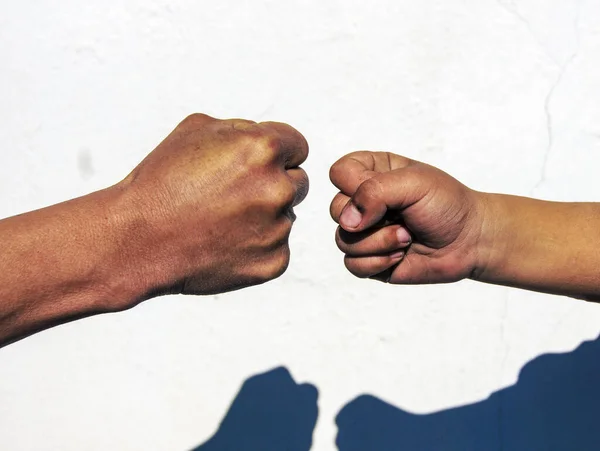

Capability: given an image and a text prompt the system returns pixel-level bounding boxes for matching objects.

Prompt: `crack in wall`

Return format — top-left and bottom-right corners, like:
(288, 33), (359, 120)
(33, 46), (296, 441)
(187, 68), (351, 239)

(532, 0), (582, 194)
(496, 0), (583, 195)
(496, 0), (560, 67)
(532, 63), (570, 193)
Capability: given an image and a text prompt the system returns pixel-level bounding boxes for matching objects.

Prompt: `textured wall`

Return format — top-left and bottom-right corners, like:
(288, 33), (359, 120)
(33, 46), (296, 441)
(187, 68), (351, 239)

(1, 1), (600, 449)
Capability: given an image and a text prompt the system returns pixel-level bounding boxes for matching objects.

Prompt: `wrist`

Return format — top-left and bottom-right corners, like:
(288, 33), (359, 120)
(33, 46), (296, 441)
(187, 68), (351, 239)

(469, 192), (512, 283)
(97, 183), (184, 310)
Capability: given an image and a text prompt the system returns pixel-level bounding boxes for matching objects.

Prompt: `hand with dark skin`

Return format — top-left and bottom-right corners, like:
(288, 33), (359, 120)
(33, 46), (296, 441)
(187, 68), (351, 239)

(0, 114), (309, 347)
(330, 151), (600, 301)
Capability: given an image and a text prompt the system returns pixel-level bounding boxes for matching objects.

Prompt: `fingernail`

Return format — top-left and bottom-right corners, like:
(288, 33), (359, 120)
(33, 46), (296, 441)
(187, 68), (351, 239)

(390, 250), (405, 260)
(341, 203), (362, 229)
(396, 227), (412, 246)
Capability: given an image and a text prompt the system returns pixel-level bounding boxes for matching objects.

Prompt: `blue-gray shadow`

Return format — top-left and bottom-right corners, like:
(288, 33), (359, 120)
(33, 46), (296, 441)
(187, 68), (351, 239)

(336, 335), (600, 450)
(193, 366), (318, 451)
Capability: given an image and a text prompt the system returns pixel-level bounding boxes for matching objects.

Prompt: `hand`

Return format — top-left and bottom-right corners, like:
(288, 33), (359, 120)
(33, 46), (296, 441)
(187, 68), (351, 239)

(119, 113), (309, 297)
(329, 151), (485, 284)
(196, 367), (318, 451)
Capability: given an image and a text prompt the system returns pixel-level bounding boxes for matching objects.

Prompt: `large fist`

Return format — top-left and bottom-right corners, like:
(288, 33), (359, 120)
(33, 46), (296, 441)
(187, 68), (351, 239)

(329, 151), (485, 284)
(196, 367), (318, 451)
(119, 114), (309, 297)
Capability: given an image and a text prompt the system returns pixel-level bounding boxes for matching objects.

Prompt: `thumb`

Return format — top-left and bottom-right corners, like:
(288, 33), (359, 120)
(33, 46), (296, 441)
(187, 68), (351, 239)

(339, 167), (429, 232)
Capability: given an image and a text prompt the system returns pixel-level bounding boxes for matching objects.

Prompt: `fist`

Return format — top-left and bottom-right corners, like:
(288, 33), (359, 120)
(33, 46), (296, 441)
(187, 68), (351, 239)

(329, 151), (484, 284)
(196, 367), (318, 451)
(120, 113), (309, 296)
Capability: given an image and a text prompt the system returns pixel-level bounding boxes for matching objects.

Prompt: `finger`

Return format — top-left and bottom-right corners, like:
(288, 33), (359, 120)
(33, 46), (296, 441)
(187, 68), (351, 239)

(336, 225), (412, 256)
(298, 383), (319, 403)
(330, 192), (350, 223)
(344, 252), (406, 279)
(329, 151), (379, 195)
(384, 254), (428, 284)
(339, 166), (429, 232)
(287, 167), (310, 207)
(179, 113), (219, 130)
(370, 253), (434, 285)
(384, 252), (465, 285)
(259, 121), (309, 169)
(227, 118), (258, 130)
(369, 266), (397, 283)
(329, 151), (413, 196)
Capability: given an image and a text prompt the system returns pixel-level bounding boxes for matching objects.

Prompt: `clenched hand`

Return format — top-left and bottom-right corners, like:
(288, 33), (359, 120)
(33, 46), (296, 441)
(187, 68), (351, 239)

(123, 113), (310, 296)
(329, 151), (483, 284)
(0, 113), (309, 345)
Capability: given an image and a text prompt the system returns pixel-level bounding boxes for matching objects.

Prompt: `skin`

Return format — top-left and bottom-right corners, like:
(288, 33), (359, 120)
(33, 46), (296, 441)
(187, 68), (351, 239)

(0, 113), (309, 347)
(329, 151), (600, 302)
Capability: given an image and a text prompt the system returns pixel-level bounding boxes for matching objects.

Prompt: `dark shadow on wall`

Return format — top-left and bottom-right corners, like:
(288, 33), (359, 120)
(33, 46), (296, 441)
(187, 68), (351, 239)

(192, 367), (318, 451)
(336, 335), (600, 451)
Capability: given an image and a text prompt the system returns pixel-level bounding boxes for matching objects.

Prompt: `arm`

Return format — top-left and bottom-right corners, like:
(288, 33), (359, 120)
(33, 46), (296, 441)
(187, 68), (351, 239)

(475, 194), (600, 301)
(0, 186), (149, 347)
(0, 113), (309, 347)
(329, 151), (600, 301)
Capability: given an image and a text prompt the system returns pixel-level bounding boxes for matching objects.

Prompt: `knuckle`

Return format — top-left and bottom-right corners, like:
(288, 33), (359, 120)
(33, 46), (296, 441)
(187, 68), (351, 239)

(329, 193), (347, 222)
(295, 169), (310, 197)
(186, 112), (207, 121)
(181, 113), (212, 128)
(262, 247), (291, 280)
(358, 177), (383, 199)
(254, 130), (279, 152)
(384, 227), (400, 249)
(263, 179), (296, 209)
(272, 218), (293, 243)
(225, 118), (258, 130)
(335, 228), (346, 251)
(329, 161), (342, 183)
(335, 228), (355, 254)
(299, 383), (319, 401)
(344, 256), (368, 278)
(259, 223), (292, 251)
(298, 167), (309, 181)
(246, 133), (280, 167)
(329, 198), (340, 222)
(280, 186), (297, 208)
(329, 158), (350, 184)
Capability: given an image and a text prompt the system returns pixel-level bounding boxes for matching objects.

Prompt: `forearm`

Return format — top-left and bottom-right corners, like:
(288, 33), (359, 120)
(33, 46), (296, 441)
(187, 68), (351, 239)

(0, 185), (161, 346)
(474, 193), (600, 301)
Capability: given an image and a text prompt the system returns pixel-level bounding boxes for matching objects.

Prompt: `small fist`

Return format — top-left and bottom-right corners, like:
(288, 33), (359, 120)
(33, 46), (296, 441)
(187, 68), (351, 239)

(121, 113), (309, 296)
(329, 151), (484, 284)
(196, 367), (318, 451)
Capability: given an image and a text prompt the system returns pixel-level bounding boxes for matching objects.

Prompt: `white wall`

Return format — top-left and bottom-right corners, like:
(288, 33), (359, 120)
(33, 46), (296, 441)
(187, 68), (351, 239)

(1, 0), (600, 449)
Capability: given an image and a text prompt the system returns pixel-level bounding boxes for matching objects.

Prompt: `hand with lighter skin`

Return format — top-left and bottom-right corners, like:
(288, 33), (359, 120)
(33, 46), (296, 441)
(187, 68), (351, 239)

(330, 151), (600, 301)
(0, 114), (309, 347)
